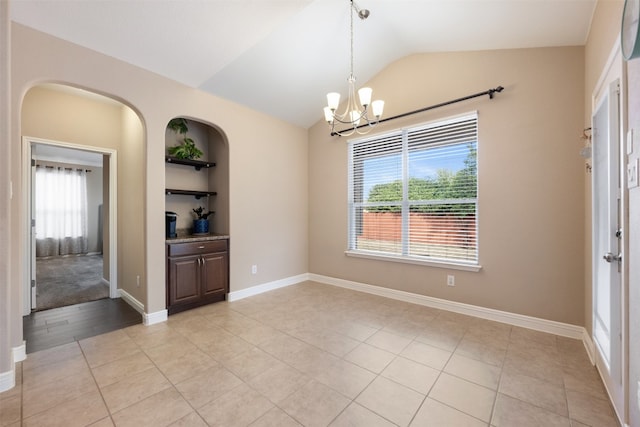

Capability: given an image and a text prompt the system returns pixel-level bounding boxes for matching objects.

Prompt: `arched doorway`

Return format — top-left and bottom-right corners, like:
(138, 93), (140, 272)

(21, 83), (145, 352)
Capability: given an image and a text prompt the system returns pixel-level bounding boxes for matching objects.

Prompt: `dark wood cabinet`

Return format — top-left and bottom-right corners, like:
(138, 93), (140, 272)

(166, 239), (229, 315)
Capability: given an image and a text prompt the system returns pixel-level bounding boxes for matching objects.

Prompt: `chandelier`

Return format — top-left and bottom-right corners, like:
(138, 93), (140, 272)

(323, 0), (384, 136)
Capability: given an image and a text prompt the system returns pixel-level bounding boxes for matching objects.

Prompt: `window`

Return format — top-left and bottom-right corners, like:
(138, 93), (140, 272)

(348, 112), (478, 267)
(35, 166), (89, 256)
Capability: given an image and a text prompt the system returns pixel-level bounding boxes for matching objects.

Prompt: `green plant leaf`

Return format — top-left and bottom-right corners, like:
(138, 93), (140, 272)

(167, 118), (188, 135)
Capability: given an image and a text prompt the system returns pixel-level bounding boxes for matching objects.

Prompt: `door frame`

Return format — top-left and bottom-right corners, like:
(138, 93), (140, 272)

(590, 40), (629, 425)
(22, 136), (119, 315)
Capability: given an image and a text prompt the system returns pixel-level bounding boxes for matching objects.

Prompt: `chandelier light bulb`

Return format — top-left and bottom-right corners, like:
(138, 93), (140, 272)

(323, 107), (335, 123)
(371, 99), (384, 118)
(358, 87), (372, 107)
(327, 92), (341, 110)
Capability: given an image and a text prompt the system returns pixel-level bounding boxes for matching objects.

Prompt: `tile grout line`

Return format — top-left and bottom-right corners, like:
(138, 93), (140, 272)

(78, 337), (118, 426)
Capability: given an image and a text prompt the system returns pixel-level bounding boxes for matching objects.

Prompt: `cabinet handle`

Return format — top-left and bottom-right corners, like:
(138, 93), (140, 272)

(198, 246), (205, 249)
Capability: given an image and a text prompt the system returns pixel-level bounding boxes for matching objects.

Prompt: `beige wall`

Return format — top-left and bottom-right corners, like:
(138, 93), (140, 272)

(309, 47), (586, 325)
(0, 0), (13, 376)
(5, 21), (308, 360)
(120, 105), (146, 303)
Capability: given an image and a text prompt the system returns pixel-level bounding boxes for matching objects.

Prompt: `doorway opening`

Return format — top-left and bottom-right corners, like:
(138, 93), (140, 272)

(31, 143), (107, 311)
(23, 137), (118, 314)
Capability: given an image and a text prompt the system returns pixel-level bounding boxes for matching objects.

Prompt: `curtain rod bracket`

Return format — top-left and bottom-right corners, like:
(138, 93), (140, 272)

(488, 86), (504, 99)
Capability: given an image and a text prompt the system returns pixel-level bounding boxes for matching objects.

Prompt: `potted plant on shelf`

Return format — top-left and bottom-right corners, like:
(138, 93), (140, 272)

(167, 118), (203, 160)
(192, 206), (214, 235)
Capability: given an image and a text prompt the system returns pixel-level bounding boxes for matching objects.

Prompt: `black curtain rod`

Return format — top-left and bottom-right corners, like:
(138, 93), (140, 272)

(332, 85), (504, 136)
(36, 165), (91, 173)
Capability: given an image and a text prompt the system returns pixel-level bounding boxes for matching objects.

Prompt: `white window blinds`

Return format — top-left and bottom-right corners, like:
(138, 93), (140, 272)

(348, 113), (478, 265)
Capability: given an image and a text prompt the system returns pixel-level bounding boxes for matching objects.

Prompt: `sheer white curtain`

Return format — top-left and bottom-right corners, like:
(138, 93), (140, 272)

(35, 166), (89, 257)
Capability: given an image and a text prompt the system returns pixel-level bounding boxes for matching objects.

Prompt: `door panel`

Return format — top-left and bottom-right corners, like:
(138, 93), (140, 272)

(592, 79), (623, 413)
(201, 252), (228, 296)
(168, 256), (200, 305)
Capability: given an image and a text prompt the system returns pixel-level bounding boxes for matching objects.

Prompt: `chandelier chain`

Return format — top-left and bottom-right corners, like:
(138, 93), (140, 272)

(323, 0), (384, 136)
(350, 0), (354, 79)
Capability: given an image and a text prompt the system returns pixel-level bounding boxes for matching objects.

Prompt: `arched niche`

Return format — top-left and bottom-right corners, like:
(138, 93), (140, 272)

(21, 83), (147, 313)
(164, 117), (229, 237)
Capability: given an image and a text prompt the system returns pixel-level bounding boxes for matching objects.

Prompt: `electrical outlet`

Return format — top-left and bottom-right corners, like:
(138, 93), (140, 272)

(136, 275), (140, 287)
(447, 275), (455, 286)
(251, 265), (258, 275)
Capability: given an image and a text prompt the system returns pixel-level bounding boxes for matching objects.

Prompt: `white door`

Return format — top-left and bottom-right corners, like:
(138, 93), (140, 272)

(592, 79), (624, 417)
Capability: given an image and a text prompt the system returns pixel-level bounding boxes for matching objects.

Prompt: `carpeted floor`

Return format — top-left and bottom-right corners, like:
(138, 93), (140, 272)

(35, 254), (108, 311)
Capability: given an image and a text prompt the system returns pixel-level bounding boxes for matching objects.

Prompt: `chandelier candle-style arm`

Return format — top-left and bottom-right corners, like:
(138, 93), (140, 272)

(323, 0), (384, 136)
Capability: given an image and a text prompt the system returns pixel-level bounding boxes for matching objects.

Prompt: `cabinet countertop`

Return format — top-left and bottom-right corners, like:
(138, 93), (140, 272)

(166, 233), (229, 244)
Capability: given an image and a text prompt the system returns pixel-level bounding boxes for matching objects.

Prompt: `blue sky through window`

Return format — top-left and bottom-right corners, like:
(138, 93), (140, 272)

(363, 144), (470, 201)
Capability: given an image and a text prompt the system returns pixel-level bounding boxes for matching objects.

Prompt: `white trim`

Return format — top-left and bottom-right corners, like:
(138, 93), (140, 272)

(117, 288), (167, 325)
(593, 36), (621, 107)
(12, 341), (26, 363)
(0, 342), (24, 393)
(0, 369), (14, 393)
(582, 328), (596, 365)
(117, 288), (144, 314)
(308, 273), (585, 340)
(590, 40), (628, 424)
(227, 273), (310, 302)
(144, 310), (168, 326)
(101, 278), (110, 288)
(345, 250), (482, 272)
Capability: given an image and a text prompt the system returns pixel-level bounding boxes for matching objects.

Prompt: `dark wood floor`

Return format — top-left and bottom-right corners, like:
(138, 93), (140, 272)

(23, 298), (142, 354)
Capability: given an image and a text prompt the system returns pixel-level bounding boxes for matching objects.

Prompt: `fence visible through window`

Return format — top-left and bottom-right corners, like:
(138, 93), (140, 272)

(348, 113), (479, 265)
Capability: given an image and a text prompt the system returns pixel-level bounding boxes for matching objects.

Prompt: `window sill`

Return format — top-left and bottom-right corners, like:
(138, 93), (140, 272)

(344, 250), (482, 272)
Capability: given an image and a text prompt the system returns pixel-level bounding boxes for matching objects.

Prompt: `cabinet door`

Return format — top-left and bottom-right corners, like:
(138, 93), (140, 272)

(201, 251), (228, 296)
(167, 255), (201, 306)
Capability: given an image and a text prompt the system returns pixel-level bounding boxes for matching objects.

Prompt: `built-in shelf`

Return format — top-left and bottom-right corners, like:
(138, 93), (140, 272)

(165, 156), (216, 171)
(165, 189), (217, 199)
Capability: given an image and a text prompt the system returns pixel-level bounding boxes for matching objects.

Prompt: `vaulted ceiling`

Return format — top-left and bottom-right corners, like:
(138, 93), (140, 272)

(10, 0), (597, 128)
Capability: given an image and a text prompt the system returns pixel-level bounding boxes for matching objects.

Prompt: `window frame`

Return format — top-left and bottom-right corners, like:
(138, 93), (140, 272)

(346, 112), (482, 272)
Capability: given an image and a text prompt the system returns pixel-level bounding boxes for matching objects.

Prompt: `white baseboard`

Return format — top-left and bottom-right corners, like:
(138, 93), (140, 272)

(0, 369), (14, 393)
(0, 341), (25, 392)
(229, 272), (588, 342)
(582, 328), (595, 365)
(13, 341), (26, 363)
(117, 288), (167, 326)
(308, 273), (586, 340)
(117, 288), (144, 314)
(114, 272), (591, 351)
(228, 273), (310, 302)
(144, 310), (168, 326)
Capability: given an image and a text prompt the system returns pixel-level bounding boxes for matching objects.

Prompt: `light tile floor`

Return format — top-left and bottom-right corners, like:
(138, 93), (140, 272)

(0, 281), (620, 427)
